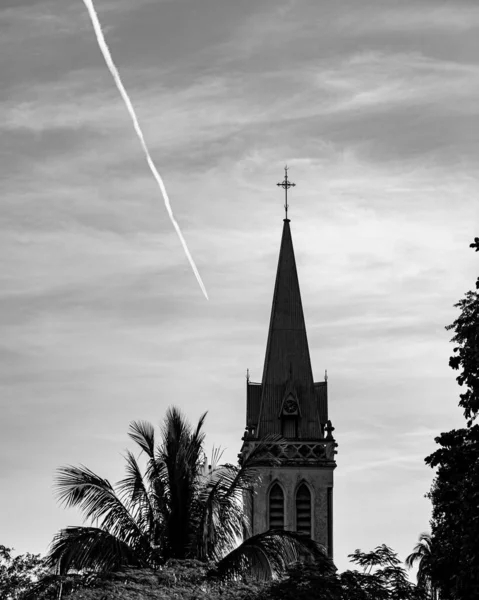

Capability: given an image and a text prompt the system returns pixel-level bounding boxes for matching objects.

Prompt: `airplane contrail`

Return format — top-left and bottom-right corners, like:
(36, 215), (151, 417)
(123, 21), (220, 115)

(81, 0), (209, 300)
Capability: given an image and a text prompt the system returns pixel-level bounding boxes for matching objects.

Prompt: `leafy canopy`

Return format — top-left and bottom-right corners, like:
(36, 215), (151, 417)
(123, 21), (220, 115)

(0, 545), (45, 600)
(254, 544), (425, 600)
(446, 236), (479, 426)
(45, 407), (327, 581)
(425, 238), (479, 599)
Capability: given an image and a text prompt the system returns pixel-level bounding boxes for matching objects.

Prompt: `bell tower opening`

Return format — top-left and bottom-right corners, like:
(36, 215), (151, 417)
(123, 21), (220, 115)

(269, 483), (285, 530)
(296, 484), (312, 536)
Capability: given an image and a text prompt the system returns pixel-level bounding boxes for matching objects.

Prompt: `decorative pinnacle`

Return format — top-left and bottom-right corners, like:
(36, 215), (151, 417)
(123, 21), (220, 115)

(276, 165), (296, 220)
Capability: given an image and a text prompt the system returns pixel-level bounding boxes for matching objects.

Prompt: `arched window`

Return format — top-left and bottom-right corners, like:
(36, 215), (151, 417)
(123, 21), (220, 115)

(269, 483), (284, 530)
(296, 484), (312, 536)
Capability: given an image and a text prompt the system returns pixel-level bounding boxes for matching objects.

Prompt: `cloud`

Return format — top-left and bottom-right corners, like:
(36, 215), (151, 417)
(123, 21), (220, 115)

(336, 3), (479, 34)
(314, 52), (479, 113)
(338, 453), (427, 477)
(3, 44), (477, 186)
(0, 0), (477, 574)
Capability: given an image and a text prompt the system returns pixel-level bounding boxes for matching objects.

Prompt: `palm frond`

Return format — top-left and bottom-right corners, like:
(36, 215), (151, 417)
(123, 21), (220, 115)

(206, 466), (252, 557)
(128, 420), (170, 528)
(156, 407), (208, 559)
(55, 465), (145, 546)
(192, 410), (208, 448)
(202, 436), (286, 553)
(191, 467), (241, 561)
(210, 445), (226, 471)
(405, 534), (431, 570)
(194, 480), (224, 561)
(405, 532), (434, 591)
(45, 526), (146, 574)
(128, 420), (156, 458)
(162, 406), (207, 470)
(161, 406), (190, 445)
(191, 435), (289, 563)
(214, 529), (330, 581)
(117, 450), (156, 534)
(405, 549), (424, 570)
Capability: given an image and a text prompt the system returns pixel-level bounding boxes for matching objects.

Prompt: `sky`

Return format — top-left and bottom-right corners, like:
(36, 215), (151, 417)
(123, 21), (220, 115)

(1, 0), (478, 577)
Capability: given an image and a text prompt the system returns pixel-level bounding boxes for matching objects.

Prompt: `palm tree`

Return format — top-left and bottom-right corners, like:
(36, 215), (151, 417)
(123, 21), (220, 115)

(46, 407), (327, 580)
(405, 532), (438, 599)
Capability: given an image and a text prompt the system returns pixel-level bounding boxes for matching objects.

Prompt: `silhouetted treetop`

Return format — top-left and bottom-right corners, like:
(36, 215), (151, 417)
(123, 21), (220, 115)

(446, 238), (479, 425)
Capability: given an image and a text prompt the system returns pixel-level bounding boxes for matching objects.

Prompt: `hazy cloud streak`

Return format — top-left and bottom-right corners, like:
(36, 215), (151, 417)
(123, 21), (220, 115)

(81, 0), (209, 299)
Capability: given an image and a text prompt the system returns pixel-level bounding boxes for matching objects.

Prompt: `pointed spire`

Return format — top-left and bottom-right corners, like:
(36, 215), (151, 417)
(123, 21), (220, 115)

(245, 169), (326, 439)
(260, 219), (314, 388)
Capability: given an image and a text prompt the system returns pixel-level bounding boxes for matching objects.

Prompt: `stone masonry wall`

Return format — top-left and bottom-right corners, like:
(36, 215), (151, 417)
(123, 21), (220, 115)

(249, 465), (334, 555)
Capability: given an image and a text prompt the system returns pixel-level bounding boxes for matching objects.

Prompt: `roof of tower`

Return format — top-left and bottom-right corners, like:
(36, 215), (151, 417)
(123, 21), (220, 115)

(260, 218), (314, 388)
(250, 216), (325, 439)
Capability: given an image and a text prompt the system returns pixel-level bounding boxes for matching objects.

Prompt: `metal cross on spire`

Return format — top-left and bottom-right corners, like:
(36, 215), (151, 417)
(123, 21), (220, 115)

(276, 165), (296, 220)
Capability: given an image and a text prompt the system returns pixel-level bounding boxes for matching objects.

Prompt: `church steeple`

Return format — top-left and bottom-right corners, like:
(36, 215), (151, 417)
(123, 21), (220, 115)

(261, 217), (314, 389)
(240, 171), (337, 557)
(263, 167), (312, 392)
(254, 216), (325, 439)
(244, 172), (329, 440)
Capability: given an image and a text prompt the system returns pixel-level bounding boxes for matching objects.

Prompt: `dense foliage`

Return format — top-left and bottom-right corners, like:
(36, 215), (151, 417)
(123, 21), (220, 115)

(0, 545), (45, 599)
(445, 237), (479, 426)
(256, 545), (425, 600)
(425, 238), (479, 599)
(24, 560), (266, 600)
(45, 407), (325, 581)
(26, 548), (426, 600)
(425, 425), (479, 598)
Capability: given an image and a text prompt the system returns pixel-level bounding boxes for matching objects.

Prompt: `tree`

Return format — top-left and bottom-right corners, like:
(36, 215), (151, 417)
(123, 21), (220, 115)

(254, 544), (425, 600)
(24, 560), (266, 600)
(446, 236), (479, 426)
(424, 238), (479, 599)
(45, 407), (326, 581)
(346, 545), (425, 600)
(250, 553), (340, 600)
(0, 545), (45, 599)
(425, 425), (479, 599)
(405, 533), (437, 599)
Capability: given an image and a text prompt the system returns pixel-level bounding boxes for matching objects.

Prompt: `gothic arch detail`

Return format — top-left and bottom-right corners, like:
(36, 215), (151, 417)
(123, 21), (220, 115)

(268, 482), (285, 530)
(295, 482), (312, 536)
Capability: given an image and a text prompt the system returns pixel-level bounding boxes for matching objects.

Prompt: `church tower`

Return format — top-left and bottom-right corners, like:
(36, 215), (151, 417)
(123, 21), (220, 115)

(240, 169), (337, 557)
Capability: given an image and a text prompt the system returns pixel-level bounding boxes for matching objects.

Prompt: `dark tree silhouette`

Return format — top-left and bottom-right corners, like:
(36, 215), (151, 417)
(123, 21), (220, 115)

(425, 425), (479, 599)
(0, 545), (45, 599)
(425, 238), (479, 599)
(255, 544), (425, 600)
(446, 236), (479, 426)
(45, 407), (327, 581)
(405, 533), (438, 599)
